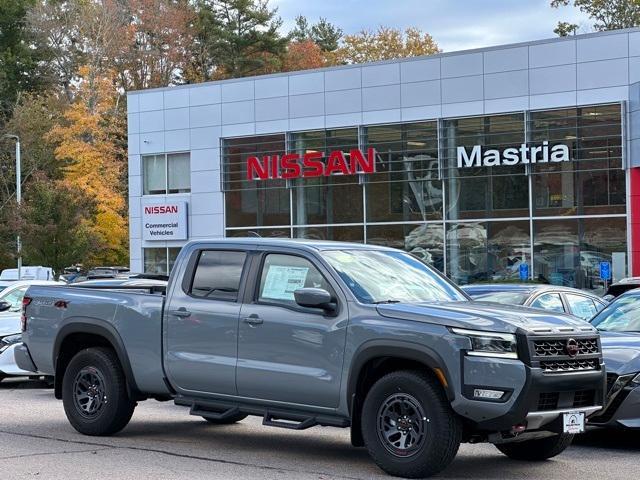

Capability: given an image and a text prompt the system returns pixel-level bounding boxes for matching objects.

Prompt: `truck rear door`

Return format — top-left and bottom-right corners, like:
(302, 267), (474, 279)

(164, 247), (249, 396)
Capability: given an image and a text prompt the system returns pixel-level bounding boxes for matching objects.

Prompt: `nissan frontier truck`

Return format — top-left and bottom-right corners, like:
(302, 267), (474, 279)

(16, 239), (605, 478)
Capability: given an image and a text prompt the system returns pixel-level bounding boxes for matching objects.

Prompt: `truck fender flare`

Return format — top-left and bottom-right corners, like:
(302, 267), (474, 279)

(346, 339), (455, 411)
(53, 321), (141, 398)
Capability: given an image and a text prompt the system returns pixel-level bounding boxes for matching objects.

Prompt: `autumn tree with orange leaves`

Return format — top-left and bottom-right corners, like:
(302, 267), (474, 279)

(282, 40), (326, 71)
(47, 66), (128, 266)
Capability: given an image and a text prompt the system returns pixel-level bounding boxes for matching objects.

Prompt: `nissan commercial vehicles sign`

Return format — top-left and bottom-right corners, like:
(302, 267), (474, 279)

(142, 201), (188, 241)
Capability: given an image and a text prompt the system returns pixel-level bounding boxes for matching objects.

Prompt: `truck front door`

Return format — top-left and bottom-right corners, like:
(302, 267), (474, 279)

(236, 250), (348, 408)
(164, 248), (248, 396)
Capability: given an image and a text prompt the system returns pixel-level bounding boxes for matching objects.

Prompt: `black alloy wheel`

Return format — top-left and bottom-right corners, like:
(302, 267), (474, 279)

(376, 392), (427, 457)
(72, 366), (107, 418)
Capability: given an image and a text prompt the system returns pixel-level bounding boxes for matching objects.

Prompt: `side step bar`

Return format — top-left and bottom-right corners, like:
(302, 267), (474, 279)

(176, 396), (350, 431)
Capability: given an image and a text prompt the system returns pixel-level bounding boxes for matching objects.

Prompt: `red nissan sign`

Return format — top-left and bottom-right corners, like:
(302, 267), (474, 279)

(246, 148), (376, 180)
(144, 205), (179, 215)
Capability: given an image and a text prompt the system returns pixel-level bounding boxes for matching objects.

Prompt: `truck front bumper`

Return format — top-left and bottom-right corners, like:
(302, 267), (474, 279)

(453, 355), (605, 433)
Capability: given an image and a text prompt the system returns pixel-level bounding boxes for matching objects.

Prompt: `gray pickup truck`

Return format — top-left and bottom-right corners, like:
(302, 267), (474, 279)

(17, 239), (606, 478)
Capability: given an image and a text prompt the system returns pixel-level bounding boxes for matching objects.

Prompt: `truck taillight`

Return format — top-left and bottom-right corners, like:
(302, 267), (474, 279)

(21, 296), (32, 332)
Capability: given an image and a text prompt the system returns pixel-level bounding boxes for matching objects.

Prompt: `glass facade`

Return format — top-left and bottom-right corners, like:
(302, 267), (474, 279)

(221, 103), (627, 291)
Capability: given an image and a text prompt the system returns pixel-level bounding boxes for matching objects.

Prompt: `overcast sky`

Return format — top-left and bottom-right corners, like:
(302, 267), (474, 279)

(272, 0), (593, 52)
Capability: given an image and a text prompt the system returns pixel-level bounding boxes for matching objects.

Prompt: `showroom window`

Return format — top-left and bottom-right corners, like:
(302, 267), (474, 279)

(367, 223), (445, 272)
(288, 128), (363, 226)
(441, 113), (529, 220)
(222, 134), (289, 227)
(529, 105), (625, 216)
(219, 103), (627, 289)
(143, 247), (181, 274)
(364, 122), (442, 222)
(143, 153), (191, 195)
(445, 220), (531, 285)
(533, 216), (627, 290)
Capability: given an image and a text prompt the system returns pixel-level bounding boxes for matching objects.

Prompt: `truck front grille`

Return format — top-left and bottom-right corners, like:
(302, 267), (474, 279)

(540, 358), (600, 373)
(533, 338), (599, 356)
(536, 390), (597, 412)
(537, 392), (559, 411)
(573, 390), (596, 408)
(527, 334), (601, 373)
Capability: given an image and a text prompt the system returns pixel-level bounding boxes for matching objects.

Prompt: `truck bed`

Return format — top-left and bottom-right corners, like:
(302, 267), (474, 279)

(24, 285), (170, 396)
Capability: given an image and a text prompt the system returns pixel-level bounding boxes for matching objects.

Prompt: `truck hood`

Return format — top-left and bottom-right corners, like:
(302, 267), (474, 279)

(599, 331), (640, 375)
(376, 300), (593, 335)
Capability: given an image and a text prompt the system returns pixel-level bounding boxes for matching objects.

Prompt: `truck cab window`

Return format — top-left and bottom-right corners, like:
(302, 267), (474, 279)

(258, 254), (332, 307)
(190, 250), (246, 300)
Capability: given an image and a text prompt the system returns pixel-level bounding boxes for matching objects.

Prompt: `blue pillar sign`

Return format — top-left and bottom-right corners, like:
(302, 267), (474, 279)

(600, 261), (611, 281)
(519, 263), (529, 281)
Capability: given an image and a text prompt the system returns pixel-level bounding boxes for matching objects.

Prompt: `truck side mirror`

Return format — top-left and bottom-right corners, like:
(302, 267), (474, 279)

(294, 288), (336, 314)
(0, 301), (11, 312)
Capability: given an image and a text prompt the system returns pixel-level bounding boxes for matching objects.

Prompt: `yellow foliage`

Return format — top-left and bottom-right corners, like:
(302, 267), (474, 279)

(47, 66), (128, 266)
(328, 27), (441, 65)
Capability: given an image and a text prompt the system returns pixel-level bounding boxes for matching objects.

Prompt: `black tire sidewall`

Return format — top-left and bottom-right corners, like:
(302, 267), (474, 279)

(361, 371), (461, 477)
(62, 348), (133, 435)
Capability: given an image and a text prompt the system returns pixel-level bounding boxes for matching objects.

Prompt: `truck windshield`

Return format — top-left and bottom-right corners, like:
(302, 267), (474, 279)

(322, 249), (467, 304)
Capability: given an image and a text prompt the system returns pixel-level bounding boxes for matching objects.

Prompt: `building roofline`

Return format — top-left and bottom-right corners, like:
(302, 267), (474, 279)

(128, 26), (640, 95)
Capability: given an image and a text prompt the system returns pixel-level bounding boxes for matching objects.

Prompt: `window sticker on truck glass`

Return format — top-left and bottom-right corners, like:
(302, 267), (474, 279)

(261, 266), (309, 301)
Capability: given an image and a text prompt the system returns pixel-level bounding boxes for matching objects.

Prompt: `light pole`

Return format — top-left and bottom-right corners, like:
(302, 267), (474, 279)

(3, 135), (21, 280)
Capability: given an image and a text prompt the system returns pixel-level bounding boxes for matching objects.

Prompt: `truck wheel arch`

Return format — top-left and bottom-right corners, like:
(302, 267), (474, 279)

(347, 341), (455, 447)
(53, 322), (141, 401)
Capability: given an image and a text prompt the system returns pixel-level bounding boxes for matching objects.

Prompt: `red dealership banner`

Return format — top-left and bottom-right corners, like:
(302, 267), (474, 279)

(246, 148), (376, 180)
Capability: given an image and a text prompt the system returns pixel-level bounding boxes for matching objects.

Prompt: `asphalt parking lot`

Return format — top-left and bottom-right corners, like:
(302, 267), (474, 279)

(0, 378), (637, 480)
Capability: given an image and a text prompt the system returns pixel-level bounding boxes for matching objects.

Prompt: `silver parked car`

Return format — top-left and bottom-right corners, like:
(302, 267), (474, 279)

(588, 290), (640, 429)
(462, 284), (607, 320)
(0, 280), (61, 381)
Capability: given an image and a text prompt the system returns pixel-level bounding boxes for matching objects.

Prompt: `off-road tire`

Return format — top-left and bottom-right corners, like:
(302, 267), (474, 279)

(202, 413), (248, 424)
(62, 347), (136, 436)
(361, 370), (462, 478)
(495, 433), (574, 461)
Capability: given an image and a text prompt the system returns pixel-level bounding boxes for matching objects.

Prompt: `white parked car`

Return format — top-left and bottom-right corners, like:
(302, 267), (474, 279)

(0, 280), (61, 381)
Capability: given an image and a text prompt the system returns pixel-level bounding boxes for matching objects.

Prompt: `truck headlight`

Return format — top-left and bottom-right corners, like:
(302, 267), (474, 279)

(451, 328), (518, 359)
(631, 373), (640, 386)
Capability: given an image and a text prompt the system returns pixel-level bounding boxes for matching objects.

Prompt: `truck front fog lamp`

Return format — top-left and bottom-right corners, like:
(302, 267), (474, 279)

(473, 389), (505, 400)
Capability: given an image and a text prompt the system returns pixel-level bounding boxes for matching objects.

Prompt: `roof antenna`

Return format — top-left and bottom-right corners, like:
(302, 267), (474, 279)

(247, 231), (262, 238)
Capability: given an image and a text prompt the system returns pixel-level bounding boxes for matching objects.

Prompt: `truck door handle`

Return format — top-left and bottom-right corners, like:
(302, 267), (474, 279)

(170, 308), (191, 318)
(243, 315), (263, 326)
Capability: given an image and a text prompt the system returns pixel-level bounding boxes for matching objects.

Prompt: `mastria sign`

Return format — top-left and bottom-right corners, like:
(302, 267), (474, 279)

(457, 141), (570, 168)
(246, 148), (376, 180)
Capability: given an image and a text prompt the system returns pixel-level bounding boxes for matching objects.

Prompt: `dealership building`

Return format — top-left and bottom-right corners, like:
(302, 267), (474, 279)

(127, 27), (640, 290)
